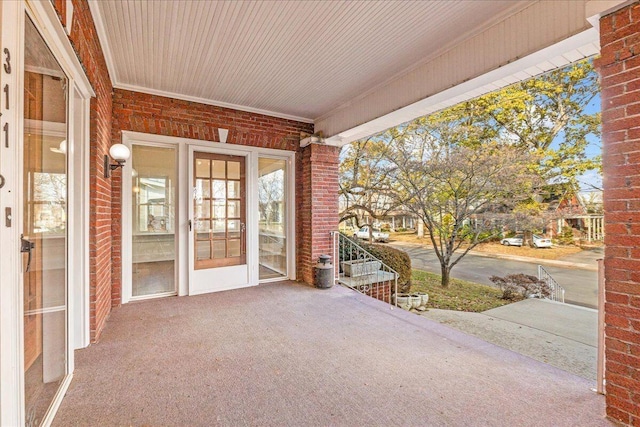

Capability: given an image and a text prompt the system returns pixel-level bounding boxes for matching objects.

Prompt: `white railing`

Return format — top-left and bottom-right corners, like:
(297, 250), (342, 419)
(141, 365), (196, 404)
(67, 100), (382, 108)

(331, 231), (398, 307)
(537, 265), (565, 303)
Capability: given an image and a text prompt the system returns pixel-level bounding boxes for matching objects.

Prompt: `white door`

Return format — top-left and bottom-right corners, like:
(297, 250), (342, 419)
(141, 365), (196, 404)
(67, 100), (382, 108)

(189, 149), (249, 294)
(22, 14), (70, 426)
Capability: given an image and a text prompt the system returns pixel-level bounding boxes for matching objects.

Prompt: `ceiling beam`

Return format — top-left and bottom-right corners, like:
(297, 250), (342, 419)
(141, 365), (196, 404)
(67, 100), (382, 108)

(317, 0), (622, 146)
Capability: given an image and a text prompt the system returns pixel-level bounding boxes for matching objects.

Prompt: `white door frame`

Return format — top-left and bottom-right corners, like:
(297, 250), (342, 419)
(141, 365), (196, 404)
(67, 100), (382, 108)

(188, 145), (253, 295)
(0, 2), (26, 425)
(120, 131), (296, 301)
(121, 138), (180, 303)
(0, 1), (92, 425)
(256, 152), (297, 283)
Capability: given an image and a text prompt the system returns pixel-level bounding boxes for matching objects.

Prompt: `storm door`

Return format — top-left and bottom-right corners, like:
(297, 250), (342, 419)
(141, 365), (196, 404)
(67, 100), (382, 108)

(23, 15), (69, 426)
(189, 151), (248, 294)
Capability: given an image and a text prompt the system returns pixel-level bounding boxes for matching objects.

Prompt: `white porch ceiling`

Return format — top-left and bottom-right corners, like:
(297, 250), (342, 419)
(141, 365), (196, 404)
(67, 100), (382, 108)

(90, 0), (530, 122)
(89, 0), (620, 144)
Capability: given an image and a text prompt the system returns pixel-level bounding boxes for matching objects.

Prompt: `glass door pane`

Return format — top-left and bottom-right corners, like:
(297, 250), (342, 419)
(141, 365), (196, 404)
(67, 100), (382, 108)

(23, 15), (68, 425)
(258, 158), (287, 280)
(131, 145), (177, 297)
(193, 152), (246, 269)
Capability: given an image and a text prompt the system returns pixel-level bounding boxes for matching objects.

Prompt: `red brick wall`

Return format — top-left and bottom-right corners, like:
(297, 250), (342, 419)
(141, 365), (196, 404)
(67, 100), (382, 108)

(53, 0), (115, 342)
(112, 89), (310, 151)
(297, 144), (340, 284)
(111, 167), (122, 306)
(598, 2), (640, 425)
(111, 89), (318, 296)
(54, 2), (339, 342)
(361, 283), (392, 303)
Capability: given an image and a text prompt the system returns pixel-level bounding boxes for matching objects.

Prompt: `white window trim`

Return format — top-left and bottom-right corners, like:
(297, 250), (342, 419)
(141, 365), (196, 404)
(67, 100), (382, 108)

(256, 153), (297, 283)
(120, 131), (296, 302)
(121, 139), (180, 303)
(0, 1), (92, 425)
(0, 3), (26, 425)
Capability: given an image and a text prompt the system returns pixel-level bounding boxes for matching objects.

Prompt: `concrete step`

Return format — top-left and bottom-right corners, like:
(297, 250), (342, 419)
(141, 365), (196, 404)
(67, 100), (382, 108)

(338, 270), (397, 288)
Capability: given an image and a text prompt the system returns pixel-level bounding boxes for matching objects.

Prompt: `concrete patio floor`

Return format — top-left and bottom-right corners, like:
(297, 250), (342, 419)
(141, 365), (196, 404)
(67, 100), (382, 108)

(54, 281), (611, 426)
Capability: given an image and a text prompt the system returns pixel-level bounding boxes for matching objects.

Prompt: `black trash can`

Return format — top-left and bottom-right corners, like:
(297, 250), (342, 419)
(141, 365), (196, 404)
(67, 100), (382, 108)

(314, 255), (333, 289)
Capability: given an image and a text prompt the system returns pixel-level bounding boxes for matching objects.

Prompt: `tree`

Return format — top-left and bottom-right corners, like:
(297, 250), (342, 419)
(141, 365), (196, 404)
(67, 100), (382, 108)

(387, 127), (540, 287)
(472, 59), (601, 187)
(338, 59), (600, 284)
(339, 137), (399, 242)
(258, 167), (285, 232)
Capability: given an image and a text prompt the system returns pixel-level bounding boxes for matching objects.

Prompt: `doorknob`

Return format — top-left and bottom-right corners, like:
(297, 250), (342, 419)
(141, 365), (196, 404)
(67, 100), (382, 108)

(20, 234), (35, 273)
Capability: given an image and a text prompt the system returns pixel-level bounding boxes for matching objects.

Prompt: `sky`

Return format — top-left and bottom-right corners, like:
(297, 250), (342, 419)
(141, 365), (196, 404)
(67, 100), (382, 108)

(582, 93), (602, 191)
(549, 91), (602, 191)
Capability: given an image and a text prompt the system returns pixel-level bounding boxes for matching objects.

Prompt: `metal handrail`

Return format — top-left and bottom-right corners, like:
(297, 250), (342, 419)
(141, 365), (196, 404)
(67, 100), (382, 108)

(537, 265), (565, 303)
(331, 231), (398, 307)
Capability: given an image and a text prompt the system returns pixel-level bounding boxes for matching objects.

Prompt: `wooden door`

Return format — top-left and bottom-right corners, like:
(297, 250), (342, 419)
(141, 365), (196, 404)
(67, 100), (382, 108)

(193, 152), (246, 269)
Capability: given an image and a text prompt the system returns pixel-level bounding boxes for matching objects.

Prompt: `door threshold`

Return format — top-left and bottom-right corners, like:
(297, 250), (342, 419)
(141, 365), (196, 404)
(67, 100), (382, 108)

(129, 291), (178, 302)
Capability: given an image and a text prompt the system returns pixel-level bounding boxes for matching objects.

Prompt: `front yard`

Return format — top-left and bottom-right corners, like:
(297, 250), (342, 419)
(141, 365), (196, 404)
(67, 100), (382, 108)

(472, 241), (583, 260)
(391, 231), (584, 261)
(410, 269), (518, 312)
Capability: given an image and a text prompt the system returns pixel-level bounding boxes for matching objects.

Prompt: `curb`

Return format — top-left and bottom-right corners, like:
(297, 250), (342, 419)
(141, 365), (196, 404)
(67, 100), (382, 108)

(389, 241), (599, 272)
(466, 249), (598, 271)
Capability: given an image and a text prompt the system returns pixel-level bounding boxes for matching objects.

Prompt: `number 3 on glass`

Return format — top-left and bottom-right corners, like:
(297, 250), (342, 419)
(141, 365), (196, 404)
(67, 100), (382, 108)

(3, 48), (11, 74)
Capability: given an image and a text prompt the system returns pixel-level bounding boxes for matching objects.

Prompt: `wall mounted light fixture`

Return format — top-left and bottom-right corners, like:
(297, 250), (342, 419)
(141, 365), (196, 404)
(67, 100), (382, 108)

(104, 143), (131, 178)
(50, 139), (67, 154)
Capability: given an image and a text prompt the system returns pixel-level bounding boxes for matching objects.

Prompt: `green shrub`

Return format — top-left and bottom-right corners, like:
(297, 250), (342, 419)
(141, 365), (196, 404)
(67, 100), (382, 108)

(360, 241), (412, 293)
(555, 226), (575, 245)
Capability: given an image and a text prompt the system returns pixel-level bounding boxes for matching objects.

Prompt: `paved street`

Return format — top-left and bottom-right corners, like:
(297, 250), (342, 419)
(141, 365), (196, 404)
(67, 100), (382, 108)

(391, 242), (600, 308)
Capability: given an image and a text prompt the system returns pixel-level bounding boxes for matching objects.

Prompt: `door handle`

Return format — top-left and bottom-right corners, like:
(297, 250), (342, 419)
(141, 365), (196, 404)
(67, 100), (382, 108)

(20, 234), (35, 273)
(188, 220), (192, 231)
(241, 222), (246, 255)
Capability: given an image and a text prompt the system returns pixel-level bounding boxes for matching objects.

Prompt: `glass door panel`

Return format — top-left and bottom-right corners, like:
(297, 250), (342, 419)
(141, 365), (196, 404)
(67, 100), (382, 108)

(23, 15), (68, 425)
(193, 152), (246, 269)
(258, 158), (287, 280)
(131, 145), (177, 297)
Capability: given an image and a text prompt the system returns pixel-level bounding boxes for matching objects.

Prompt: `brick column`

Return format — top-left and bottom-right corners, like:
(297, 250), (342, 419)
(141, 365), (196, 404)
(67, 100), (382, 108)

(598, 2), (640, 425)
(297, 143), (340, 285)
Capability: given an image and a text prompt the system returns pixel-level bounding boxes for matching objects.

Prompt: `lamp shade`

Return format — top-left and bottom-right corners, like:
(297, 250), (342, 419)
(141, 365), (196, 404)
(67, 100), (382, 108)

(109, 144), (130, 162)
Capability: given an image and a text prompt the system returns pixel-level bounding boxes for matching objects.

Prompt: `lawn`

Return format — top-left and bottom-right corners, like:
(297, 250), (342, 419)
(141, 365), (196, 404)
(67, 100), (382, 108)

(411, 269), (518, 312)
(472, 241), (583, 260)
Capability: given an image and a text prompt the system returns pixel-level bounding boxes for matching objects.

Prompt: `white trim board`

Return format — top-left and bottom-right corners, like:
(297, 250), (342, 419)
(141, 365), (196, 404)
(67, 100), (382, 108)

(321, 28), (601, 146)
(120, 131), (297, 302)
(115, 84), (314, 124)
(26, 0), (94, 98)
(87, 1), (312, 124)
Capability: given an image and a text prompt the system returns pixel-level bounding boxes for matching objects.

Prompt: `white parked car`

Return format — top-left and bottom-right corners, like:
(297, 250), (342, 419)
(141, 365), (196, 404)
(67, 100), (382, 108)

(532, 234), (552, 248)
(500, 235), (523, 246)
(500, 234), (552, 248)
(353, 226), (389, 243)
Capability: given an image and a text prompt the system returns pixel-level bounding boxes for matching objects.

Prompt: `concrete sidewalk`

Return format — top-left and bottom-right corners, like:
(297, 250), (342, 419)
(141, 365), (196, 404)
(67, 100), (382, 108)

(420, 299), (599, 381)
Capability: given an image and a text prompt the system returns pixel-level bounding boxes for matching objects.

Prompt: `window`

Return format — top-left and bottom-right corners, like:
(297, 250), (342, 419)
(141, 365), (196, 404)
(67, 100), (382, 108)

(131, 144), (177, 297)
